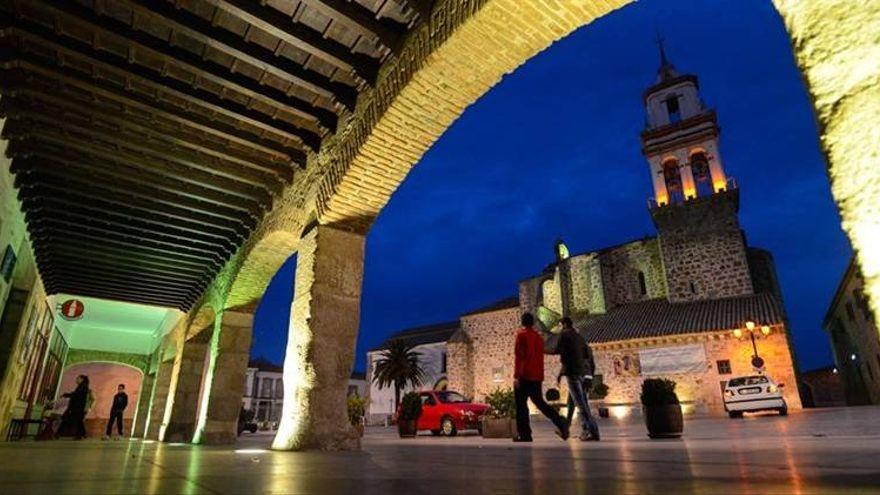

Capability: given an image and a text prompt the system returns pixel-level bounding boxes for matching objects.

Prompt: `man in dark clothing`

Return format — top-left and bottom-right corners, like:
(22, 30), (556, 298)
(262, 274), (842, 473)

(557, 317), (600, 441)
(103, 384), (128, 440)
(513, 313), (569, 442)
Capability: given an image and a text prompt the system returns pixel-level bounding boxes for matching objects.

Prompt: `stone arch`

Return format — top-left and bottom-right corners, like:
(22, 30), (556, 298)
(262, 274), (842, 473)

(225, 230), (299, 311)
(187, 304), (217, 339)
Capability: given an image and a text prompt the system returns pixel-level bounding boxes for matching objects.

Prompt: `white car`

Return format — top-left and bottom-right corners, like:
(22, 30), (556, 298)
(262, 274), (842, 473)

(723, 375), (787, 418)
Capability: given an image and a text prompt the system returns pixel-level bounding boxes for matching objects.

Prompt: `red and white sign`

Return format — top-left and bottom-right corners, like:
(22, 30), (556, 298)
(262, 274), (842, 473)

(60, 299), (85, 321)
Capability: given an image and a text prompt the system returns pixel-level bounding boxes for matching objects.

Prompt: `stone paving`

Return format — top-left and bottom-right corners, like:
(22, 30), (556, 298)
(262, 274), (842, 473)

(1, 406), (879, 494)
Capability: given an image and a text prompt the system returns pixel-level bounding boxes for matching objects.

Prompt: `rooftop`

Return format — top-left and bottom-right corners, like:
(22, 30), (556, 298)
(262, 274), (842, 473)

(368, 321), (459, 352)
(578, 292), (785, 344)
(461, 295), (520, 317)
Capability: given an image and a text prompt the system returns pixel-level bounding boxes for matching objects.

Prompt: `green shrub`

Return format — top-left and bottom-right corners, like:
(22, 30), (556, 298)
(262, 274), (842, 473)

(640, 378), (680, 406)
(398, 392), (422, 421)
(484, 388), (516, 419)
(347, 395), (367, 426)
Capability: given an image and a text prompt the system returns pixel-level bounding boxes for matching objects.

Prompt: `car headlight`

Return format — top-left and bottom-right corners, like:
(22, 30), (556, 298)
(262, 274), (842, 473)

(767, 385), (778, 393)
(724, 390), (735, 398)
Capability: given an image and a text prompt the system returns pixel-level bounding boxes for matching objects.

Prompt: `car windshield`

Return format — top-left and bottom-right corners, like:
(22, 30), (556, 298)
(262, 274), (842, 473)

(727, 376), (769, 387)
(436, 392), (469, 403)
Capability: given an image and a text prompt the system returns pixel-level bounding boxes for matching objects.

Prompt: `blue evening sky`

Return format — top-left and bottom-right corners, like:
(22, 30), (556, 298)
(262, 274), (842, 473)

(250, 0), (851, 373)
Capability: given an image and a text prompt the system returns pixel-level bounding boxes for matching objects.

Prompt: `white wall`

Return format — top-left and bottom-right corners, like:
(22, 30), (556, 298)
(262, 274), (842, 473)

(366, 341), (448, 422)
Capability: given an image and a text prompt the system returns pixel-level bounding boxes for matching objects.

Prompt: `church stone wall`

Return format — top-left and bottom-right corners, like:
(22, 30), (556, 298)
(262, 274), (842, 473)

(446, 334), (473, 399)
(460, 307), (521, 401)
(652, 190), (754, 302)
(597, 238), (666, 309)
(569, 255), (606, 314)
(594, 330), (800, 415)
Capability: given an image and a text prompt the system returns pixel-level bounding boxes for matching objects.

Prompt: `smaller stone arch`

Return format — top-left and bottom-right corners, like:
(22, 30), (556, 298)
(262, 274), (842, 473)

(225, 230), (300, 311)
(59, 360), (144, 438)
(187, 304), (217, 340)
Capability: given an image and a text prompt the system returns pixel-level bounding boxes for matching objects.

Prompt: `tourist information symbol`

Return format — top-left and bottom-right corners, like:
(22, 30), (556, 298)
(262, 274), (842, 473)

(59, 299), (85, 321)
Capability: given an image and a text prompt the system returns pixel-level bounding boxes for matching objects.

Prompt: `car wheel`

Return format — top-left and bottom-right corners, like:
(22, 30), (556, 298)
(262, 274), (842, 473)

(728, 411), (743, 419)
(440, 417), (457, 437)
(430, 430), (441, 436)
(778, 407), (788, 416)
(249, 426), (257, 433)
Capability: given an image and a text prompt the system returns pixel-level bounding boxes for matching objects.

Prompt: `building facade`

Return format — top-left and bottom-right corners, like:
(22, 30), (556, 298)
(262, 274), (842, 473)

(407, 50), (802, 417)
(366, 322), (457, 424)
(823, 257), (880, 405)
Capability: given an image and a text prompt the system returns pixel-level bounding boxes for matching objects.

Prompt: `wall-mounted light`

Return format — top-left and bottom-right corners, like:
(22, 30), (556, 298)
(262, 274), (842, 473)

(760, 325), (771, 336)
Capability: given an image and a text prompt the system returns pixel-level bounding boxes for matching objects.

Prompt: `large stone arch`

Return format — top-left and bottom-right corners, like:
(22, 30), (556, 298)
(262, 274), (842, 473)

(213, 0), (879, 450)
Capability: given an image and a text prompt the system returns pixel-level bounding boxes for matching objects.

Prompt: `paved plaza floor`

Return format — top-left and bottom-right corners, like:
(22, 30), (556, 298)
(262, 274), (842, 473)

(1, 406), (879, 494)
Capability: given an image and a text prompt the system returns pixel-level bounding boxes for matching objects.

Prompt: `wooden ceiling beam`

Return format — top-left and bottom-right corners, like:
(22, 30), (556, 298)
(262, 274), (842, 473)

(42, 275), (198, 309)
(4, 17), (327, 147)
(22, 196), (236, 254)
(31, 0), (345, 122)
(119, 0), (364, 100)
(18, 184), (249, 244)
(38, 258), (207, 294)
(196, 0), (380, 81)
(34, 241), (212, 279)
(14, 166), (256, 225)
(17, 180), (251, 236)
(297, 0), (405, 50)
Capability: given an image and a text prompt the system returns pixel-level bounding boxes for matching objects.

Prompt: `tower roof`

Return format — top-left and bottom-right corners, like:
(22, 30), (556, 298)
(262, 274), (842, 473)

(655, 34), (680, 83)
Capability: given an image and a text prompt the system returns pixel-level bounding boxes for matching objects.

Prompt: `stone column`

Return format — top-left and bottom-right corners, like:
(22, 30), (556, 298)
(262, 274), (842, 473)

(145, 359), (174, 440)
(161, 335), (210, 442)
(193, 311), (253, 445)
(130, 371), (155, 438)
(273, 225), (365, 451)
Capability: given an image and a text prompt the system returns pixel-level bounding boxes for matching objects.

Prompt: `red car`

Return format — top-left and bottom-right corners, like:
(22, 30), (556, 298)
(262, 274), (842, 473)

(416, 391), (489, 436)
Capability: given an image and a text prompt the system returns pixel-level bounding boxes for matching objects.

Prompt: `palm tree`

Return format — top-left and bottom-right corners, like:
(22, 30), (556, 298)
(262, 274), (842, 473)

(372, 339), (426, 407)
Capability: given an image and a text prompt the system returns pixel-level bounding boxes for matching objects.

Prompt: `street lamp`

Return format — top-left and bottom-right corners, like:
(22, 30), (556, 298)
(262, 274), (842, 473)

(734, 320), (772, 371)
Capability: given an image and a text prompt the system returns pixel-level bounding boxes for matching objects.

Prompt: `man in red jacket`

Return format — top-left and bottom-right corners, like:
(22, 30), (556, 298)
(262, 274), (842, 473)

(513, 313), (569, 442)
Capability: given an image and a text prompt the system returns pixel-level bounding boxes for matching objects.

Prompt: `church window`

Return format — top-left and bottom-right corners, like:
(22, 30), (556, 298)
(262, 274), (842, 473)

(689, 281), (697, 294)
(665, 96), (681, 123)
(662, 159), (683, 203)
(845, 301), (856, 321)
(716, 360), (732, 375)
(441, 351), (447, 373)
(638, 271), (647, 296)
(690, 152), (713, 197)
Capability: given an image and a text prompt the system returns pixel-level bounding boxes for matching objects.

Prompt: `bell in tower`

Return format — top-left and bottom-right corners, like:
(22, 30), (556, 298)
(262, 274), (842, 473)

(640, 36), (731, 207)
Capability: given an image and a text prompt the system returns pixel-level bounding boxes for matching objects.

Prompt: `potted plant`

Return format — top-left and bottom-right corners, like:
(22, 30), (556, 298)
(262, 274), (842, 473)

(481, 388), (516, 438)
(590, 382), (610, 418)
(640, 378), (683, 439)
(347, 395), (367, 437)
(397, 392), (422, 438)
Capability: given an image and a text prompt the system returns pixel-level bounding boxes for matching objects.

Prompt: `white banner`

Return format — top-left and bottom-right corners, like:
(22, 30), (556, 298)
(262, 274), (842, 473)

(639, 344), (707, 375)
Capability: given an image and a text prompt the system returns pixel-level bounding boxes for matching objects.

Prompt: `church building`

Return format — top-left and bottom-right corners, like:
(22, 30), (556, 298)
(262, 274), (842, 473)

(442, 48), (802, 416)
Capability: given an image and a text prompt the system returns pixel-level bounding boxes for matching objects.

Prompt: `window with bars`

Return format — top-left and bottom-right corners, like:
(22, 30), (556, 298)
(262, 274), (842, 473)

(37, 328), (68, 405)
(716, 360), (732, 375)
(18, 304), (53, 403)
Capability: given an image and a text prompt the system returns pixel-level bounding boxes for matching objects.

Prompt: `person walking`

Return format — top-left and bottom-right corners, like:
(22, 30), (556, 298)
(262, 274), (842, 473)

(558, 317), (600, 441)
(103, 384), (128, 440)
(60, 375), (90, 440)
(513, 313), (569, 442)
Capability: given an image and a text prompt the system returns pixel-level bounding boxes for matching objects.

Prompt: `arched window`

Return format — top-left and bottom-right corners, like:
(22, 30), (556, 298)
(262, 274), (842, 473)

(690, 152), (713, 197)
(662, 159), (683, 203)
(637, 271), (647, 296)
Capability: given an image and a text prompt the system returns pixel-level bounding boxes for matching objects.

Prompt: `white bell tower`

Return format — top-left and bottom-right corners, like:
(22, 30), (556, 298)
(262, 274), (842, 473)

(640, 37), (731, 207)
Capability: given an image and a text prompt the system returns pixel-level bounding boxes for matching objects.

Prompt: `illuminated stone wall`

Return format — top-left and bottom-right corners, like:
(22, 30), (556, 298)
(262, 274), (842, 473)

(652, 191), (753, 302)
(595, 330), (801, 414)
(595, 238), (666, 309)
(458, 306), (520, 401)
(446, 331), (473, 399)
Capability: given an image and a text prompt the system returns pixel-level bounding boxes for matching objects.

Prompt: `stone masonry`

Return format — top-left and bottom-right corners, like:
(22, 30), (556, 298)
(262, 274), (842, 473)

(162, 332), (210, 443)
(652, 190), (754, 302)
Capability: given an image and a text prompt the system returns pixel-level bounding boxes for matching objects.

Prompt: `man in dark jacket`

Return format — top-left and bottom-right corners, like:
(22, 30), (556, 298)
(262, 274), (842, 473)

(557, 317), (600, 441)
(103, 384), (128, 440)
(513, 313), (569, 442)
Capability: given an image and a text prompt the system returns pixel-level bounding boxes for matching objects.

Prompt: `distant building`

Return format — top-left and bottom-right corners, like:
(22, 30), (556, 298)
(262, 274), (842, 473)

(348, 371), (367, 398)
(799, 366), (846, 408)
(242, 358), (283, 426)
(366, 322), (458, 424)
(822, 257), (880, 405)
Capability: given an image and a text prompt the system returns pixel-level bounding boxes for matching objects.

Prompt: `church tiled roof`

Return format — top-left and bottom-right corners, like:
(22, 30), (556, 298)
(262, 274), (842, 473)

(578, 293), (785, 344)
(369, 321), (459, 352)
(461, 295), (520, 317)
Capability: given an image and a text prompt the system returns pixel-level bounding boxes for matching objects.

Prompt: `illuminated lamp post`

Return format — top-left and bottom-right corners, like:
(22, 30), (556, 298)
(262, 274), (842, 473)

(732, 321), (772, 371)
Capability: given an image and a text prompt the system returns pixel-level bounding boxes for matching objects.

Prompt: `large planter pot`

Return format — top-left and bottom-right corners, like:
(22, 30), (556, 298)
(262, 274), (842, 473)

(643, 404), (683, 439)
(397, 419), (418, 438)
(481, 417), (515, 439)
